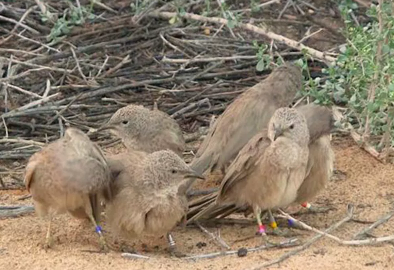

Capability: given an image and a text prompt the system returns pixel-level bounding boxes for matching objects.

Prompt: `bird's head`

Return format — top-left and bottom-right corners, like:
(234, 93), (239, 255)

(145, 150), (204, 190)
(267, 107), (309, 145)
(96, 104), (149, 139)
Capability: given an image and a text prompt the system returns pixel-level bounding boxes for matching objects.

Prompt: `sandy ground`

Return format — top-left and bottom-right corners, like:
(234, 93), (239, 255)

(1, 136), (394, 270)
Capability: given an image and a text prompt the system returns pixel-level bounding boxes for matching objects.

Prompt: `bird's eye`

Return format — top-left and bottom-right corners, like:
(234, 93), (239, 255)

(171, 170), (177, 174)
(122, 120), (129, 125)
(289, 124), (294, 129)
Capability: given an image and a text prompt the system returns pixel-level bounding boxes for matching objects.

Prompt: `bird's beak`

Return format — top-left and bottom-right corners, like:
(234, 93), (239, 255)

(273, 127), (283, 141)
(184, 169), (205, 180)
(96, 123), (116, 132)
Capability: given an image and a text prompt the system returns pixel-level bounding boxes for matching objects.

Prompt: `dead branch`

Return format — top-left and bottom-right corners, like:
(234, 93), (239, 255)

(149, 11), (336, 63)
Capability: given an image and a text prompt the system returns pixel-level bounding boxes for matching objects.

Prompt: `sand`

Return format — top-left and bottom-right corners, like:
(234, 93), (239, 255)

(1, 137), (394, 270)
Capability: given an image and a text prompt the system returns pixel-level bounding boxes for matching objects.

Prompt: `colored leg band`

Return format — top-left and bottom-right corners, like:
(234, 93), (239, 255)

(95, 226), (102, 234)
(270, 221), (278, 229)
(301, 202), (311, 209)
(288, 219), (295, 227)
(258, 225), (266, 234)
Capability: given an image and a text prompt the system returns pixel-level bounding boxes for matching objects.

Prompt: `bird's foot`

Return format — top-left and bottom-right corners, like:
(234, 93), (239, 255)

(271, 227), (295, 237)
(261, 234), (279, 247)
(98, 237), (109, 253)
(168, 245), (187, 258)
(43, 236), (54, 250)
(255, 225), (279, 246)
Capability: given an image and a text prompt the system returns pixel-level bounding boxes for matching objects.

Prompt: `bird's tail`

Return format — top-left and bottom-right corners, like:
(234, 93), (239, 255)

(186, 192), (242, 224)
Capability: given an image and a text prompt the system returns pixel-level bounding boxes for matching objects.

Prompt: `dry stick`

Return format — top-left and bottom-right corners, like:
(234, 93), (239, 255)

(12, 32), (59, 53)
(34, 0), (55, 23)
(91, 0), (118, 14)
(332, 106), (382, 161)
(162, 55), (257, 64)
(42, 79), (51, 98)
(149, 11), (336, 64)
(249, 205), (354, 269)
(195, 221), (231, 250)
(171, 98), (210, 119)
(0, 15), (39, 35)
(233, 0), (280, 13)
(7, 5), (37, 35)
(279, 208), (394, 246)
(0, 93), (60, 119)
(363, 0), (383, 142)
(0, 205), (35, 218)
(0, 138), (45, 147)
(169, 81), (222, 115)
(185, 238), (299, 261)
(47, 93), (84, 125)
(98, 54), (130, 79)
(121, 253), (150, 260)
(70, 47), (88, 82)
(5, 83), (42, 99)
(5, 58), (73, 74)
(353, 209), (394, 240)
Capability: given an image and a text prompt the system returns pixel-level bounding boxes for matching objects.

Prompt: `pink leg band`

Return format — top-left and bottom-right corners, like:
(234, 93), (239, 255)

(258, 225), (266, 234)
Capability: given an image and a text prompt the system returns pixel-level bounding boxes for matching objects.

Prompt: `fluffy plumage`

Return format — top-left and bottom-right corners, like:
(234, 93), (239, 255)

(24, 127), (111, 250)
(98, 104), (185, 156)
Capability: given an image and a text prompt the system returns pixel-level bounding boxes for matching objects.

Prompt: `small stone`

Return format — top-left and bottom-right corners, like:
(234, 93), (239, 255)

(196, 242), (207, 249)
(237, 247), (248, 257)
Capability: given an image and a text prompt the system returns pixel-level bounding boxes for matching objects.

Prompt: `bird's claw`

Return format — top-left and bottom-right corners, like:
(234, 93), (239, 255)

(99, 237), (109, 253)
(168, 245), (187, 258)
(43, 236), (54, 251)
(271, 227), (295, 237)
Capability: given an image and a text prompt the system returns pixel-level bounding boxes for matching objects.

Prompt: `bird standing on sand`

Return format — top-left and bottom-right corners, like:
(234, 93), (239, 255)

(105, 150), (204, 256)
(24, 127), (111, 251)
(97, 104), (185, 156)
(187, 104), (334, 237)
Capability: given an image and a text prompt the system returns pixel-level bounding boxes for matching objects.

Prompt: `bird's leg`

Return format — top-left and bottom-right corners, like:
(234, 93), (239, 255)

(166, 233), (186, 258)
(268, 209), (294, 236)
(300, 202), (331, 213)
(254, 206), (266, 236)
(254, 206), (279, 246)
(87, 214), (108, 252)
(43, 215), (54, 250)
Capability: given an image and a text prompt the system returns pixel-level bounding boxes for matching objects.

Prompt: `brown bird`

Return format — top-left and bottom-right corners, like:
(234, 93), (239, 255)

(187, 104), (334, 235)
(97, 104), (185, 156)
(24, 127), (111, 250)
(188, 107), (310, 242)
(293, 104), (335, 209)
(105, 149), (204, 256)
(190, 63), (302, 175)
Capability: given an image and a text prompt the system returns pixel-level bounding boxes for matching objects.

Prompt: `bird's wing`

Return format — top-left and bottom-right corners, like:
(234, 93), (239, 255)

(218, 130), (271, 202)
(296, 135), (334, 203)
(24, 154), (40, 192)
(294, 104), (335, 203)
(191, 64), (301, 174)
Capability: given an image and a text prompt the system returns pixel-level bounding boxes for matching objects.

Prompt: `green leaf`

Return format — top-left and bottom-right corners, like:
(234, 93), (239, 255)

(256, 59), (266, 71)
(169, 16), (177, 25)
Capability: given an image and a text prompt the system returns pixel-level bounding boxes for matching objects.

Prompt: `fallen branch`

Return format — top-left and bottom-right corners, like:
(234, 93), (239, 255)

(185, 238), (299, 261)
(248, 205), (354, 269)
(0, 205), (35, 218)
(353, 209), (394, 240)
(195, 221), (231, 250)
(149, 11), (336, 64)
